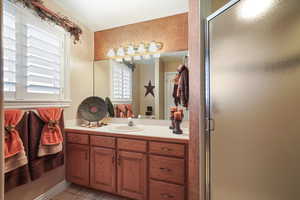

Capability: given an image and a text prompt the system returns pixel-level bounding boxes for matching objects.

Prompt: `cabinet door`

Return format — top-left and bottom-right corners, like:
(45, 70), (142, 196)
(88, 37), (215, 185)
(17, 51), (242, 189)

(117, 151), (147, 200)
(90, 147), (116, 193)
(66, 144), (89, 186)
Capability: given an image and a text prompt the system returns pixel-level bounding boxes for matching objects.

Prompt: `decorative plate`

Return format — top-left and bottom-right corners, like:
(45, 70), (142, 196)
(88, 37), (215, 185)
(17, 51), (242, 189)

(78, 96), (108, 122)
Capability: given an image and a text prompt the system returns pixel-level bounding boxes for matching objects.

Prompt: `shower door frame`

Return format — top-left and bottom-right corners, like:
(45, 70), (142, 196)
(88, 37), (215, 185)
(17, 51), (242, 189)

(204, 1), (241, 200)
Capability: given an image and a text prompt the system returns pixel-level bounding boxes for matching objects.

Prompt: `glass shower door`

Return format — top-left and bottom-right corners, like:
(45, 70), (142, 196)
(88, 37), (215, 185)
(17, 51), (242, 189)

(208, 0), (300, 200)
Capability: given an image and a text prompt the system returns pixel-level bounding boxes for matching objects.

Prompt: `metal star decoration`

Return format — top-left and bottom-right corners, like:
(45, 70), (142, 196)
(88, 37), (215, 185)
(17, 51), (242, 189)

(144, 80), (155, 97)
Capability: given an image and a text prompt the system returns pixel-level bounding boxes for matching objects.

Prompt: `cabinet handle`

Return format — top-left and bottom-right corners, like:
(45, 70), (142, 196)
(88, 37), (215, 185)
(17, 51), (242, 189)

(161, 147), (171, 152)
(117, 155), (121, 166)
(159, 167), (171, 172)
(161, 193), (174, 198)
(112, 155), (115, 164)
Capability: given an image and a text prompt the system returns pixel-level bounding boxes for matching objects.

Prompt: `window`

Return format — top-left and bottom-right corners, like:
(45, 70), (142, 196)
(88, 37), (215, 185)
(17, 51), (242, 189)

(3, 1), (69, 105)
(3, 9), (16, 94)
(111, 61), (132, 101)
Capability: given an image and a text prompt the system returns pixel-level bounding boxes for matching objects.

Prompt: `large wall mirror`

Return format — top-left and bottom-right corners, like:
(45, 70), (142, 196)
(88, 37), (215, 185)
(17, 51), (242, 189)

(93, 51), (189, 121)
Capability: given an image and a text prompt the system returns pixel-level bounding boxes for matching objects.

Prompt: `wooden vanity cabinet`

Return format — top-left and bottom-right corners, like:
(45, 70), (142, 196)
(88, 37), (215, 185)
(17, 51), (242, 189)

(66, 143), (90, 186)
(90, 147), (116, 193)
(65, 130), (188, 200)
(117, 151), (147, 200)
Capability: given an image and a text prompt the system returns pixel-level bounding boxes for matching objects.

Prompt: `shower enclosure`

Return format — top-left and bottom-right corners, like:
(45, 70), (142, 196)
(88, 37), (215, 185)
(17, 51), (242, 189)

(206, 0), (300, 199)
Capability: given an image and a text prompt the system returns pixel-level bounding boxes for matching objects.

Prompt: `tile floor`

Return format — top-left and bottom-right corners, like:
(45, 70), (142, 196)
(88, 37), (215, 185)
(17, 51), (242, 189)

(51, 184), (129, 200)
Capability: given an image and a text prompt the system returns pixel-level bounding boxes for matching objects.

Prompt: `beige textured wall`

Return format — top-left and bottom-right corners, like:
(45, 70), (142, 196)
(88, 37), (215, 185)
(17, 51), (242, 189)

(4, 1), (94, 199)
(132, 64), (141, 116)
(154, 59), (165, 119)
(163, 60), (181, 72)
(137, 63), (155, 116)
(212, 0), (230, 12)
(94, 60), (111, 99)
(159, 59), (165, 119)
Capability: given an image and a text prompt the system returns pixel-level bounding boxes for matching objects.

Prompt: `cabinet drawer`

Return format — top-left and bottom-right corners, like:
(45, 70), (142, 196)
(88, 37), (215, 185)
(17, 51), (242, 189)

(149, 142), (185, 157)
(91, 135), (115, 148)
(149, 155), (185, 184)
(67, 133), (89, 145)
(149, 180), (185, 200)
(117, 138), (147, 152)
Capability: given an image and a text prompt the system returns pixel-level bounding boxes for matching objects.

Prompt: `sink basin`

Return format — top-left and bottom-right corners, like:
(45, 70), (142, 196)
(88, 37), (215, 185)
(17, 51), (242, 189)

(110, 125), (144, 132)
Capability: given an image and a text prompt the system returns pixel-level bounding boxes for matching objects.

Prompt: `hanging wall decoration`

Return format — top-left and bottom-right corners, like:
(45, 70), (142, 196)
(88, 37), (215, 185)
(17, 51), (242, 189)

(144, 80), (155, 97)
(10, 0), (83, 43)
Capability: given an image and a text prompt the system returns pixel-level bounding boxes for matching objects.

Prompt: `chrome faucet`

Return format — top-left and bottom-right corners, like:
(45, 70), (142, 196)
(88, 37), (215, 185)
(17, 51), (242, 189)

(128, 117), (134, 127)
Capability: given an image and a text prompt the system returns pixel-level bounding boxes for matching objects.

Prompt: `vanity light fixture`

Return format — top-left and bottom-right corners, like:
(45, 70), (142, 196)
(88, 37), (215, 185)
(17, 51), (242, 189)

(137, 43), (146, 54)
(107, 41), (163, 61)
(149, 41), (158, 52)
(127, 45), (135, 55)
(107, 48), (116, 58)
(115, 47), (126, 62)
(117, 47), (125, 57)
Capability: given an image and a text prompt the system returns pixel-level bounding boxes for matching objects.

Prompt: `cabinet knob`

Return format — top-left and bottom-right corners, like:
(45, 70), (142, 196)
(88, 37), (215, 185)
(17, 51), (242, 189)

(161, 147), (172, 151)
(161, 193), (174, 199)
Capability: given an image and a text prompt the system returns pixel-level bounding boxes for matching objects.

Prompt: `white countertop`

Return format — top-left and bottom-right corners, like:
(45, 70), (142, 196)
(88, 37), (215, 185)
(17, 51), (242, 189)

(65, 123), (189, 141)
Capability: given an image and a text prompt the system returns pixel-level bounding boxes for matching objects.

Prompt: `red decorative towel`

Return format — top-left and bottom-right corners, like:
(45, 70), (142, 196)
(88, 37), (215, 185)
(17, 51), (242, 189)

(4, 110), (25, 159)
(126, 104), (134, 118)
(115, 104), (127, 118)
(37, 108), (63, 145)
(115, 104), (134, 118)
(28, 111), (64, 180)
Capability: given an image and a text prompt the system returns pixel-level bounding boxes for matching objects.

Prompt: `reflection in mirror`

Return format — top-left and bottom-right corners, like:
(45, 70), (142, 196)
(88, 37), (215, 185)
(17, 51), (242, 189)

(93, 51), (189, 121)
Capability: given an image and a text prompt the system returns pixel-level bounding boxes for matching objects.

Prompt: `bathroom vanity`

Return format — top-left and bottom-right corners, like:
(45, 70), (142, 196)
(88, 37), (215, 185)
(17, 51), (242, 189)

(65, 124), (189, 200)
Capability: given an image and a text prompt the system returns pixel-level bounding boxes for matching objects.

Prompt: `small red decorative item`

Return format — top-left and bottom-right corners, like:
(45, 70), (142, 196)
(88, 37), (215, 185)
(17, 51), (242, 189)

(169, 107), (177, 130)
(174, 112), (182, 120)
(173, 111), (183, 134)
(170, 106), (177, 112)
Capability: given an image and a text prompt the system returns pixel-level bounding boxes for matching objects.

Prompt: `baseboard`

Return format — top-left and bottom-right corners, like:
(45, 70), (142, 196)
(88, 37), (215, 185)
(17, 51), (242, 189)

(34, 180), (70, 200)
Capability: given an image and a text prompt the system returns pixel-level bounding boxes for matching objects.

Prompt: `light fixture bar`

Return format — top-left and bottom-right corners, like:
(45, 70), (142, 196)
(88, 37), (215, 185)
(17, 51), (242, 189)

(107, 41), (163, 61)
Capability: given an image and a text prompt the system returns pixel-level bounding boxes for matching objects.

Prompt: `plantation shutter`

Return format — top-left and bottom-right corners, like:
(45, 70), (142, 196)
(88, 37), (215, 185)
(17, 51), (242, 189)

(112, 62), (132, 100)
(3, 0), (67, 101)
(26, 24), (63, 95)
(3, 10), (16, 93)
